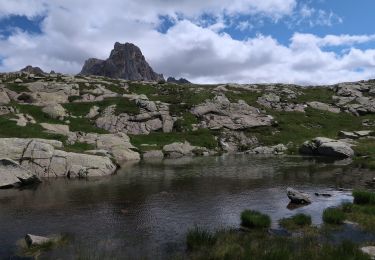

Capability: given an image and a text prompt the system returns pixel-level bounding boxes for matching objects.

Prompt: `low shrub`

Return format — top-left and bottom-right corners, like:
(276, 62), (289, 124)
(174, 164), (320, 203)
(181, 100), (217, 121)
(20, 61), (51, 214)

(323, 208), (345, 225)
(241, 210), (271, 229)
(353, 190), (375, 205)
(279, 213), (312, 229)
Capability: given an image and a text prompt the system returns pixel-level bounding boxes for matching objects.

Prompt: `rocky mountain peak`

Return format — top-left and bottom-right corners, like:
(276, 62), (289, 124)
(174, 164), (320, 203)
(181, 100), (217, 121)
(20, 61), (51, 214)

(80, 42), (164, 81)
(20, 65), (44, 75)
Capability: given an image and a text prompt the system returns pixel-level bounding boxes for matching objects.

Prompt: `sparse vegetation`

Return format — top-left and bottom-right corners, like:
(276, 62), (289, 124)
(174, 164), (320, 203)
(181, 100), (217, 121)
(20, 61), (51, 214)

(279, 213), (312, 230)
(323, 207), (345, 225)
(240, 210), (271, 229)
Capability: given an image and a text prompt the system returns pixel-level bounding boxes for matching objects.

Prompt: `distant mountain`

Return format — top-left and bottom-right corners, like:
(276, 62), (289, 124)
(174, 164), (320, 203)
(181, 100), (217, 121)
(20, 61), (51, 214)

(80, 42), (164, 81)
(20, 65), (45, 75)
(167, 77), (191, 84)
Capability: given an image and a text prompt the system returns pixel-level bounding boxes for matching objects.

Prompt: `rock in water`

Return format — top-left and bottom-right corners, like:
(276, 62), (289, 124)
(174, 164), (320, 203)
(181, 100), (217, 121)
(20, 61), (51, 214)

(300, 137), (354, 158)
(0, 159), (40, 188)
(80, 42), (164, 81)
(287, 187), (311, 204)
(25, 234), (53, 247)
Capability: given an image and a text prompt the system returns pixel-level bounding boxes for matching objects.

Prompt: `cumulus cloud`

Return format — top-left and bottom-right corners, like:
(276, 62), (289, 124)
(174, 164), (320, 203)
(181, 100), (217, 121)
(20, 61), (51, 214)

(0, 0), (374, 85)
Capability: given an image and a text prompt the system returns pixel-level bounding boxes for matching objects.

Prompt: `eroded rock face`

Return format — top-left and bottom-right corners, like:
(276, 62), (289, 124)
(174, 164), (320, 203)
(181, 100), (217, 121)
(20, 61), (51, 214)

(95, 97), (175, 135)
(80, 42), (164, 81)
(257, 93), (306, 112)
(191, 94), (274, 130)
(0, 138), (117, 178)
(0, 159), (40, 188)
(333, 82), (375, 115)
(300, 137), (354, 158)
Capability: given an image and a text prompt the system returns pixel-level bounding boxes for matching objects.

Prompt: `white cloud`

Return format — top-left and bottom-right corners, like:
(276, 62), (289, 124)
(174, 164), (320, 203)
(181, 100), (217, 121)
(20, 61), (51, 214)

(0, 0), (374, 85)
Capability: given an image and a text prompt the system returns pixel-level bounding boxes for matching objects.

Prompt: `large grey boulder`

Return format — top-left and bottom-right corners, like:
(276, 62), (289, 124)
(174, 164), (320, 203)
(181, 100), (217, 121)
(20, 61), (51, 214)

(40, 123), (70, 136)
(0, 88), (10, 105)
(0, 138), (117, 178)
(191, 94), (273, 130)
(300, 137), (354, 158)
(287, 187), (311, 204)
(307, 101), (340, 113)
(80, 42), (164, 81)
(0, 159), (40, 188)
(163, 141), (195, 158)
(42, 104), (67, 119)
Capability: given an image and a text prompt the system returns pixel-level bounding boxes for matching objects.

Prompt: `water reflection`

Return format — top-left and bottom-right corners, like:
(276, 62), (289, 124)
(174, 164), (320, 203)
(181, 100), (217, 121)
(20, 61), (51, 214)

(0, 154), (373, 259)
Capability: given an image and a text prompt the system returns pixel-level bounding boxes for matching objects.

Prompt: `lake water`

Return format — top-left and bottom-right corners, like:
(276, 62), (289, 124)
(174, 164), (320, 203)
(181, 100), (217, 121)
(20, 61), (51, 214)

(0, 154), (373, 259)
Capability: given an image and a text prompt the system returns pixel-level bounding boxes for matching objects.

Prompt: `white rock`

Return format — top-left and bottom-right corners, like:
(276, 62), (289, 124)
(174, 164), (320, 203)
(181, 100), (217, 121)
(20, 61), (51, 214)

(0, 159), (40, 188)
(361, 246), (375, 259)
(40, 123), (70, 136)
(287, 187), (311, 204)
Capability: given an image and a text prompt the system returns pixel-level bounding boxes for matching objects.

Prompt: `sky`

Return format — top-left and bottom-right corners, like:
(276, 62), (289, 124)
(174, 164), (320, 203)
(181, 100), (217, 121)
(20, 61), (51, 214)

(0, 0), (374, 85)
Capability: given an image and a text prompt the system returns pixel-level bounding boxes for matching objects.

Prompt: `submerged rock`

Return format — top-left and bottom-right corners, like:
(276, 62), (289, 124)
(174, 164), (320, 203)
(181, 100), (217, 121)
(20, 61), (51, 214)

(287, 187), (311, 204)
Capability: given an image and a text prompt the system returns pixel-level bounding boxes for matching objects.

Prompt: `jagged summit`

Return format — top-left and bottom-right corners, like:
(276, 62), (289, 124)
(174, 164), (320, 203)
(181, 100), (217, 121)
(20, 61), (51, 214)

(20, 65), (44, 75)
(80, 42), (164, 81)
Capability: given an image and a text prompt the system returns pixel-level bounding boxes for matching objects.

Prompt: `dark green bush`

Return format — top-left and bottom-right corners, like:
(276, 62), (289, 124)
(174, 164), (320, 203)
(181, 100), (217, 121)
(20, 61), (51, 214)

(279, 213), (312, 229)
(353, 190), (375, 205)
(323, 208), (345, 225)
(241, 210), (271, 229)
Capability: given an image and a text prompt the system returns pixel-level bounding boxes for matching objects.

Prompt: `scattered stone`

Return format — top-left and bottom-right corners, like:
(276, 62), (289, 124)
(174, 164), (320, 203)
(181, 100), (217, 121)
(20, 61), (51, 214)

(10, 114), (36, 127)
(314, 193), (332, 197)
(14, 78), (23, 83)
(86, 105), (100, 118)
(287, 187), (311, 204)
(246, 144), (287, 155)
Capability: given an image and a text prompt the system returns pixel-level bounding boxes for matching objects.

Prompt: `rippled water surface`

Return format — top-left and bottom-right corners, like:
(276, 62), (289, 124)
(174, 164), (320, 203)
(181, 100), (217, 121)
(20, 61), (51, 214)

(0, 155), (372, 259)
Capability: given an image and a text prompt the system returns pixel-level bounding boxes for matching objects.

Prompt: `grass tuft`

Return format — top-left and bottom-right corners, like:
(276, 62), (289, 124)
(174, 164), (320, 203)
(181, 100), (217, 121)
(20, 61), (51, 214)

(241, 210), (271, 229)
(323, 207), (345, 225)
(279, 213), (312, 230)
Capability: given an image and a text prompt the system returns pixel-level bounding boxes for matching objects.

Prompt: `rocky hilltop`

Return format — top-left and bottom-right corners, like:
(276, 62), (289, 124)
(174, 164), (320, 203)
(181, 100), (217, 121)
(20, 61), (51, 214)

(0, 67), (374, 188)
(80, 42), (164, 81)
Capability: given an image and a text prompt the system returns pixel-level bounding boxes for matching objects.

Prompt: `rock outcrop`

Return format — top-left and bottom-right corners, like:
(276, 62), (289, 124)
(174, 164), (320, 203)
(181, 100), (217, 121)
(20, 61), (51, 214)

(0, 138), (117, 178)
(191, 94), (274, 130)
(0, 159), (40, 188)
(80, 42), (164, 81)
(20, 65), (45, 75)
(300, 137), (354, 158)
(167, 77), (191, 84)
(95, 96), (175, 135)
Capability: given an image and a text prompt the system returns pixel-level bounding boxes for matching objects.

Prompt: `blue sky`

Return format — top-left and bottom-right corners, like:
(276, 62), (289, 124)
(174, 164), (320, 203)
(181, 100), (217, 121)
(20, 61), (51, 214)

(0, 0), (374, 85)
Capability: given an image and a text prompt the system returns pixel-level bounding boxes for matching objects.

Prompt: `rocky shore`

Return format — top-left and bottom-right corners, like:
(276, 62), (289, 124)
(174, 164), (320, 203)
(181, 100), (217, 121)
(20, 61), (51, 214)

(0, 44), (374, 189)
